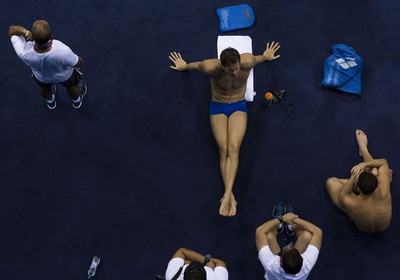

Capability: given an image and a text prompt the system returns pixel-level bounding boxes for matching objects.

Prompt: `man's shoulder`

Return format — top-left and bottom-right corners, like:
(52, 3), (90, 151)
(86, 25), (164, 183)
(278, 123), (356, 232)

(239, 53), (255, 69)
(339, 194), (363, 210)
(203, 58), (219, 68)
(201, 59), (220, 75)
(51, 40), (76, 54)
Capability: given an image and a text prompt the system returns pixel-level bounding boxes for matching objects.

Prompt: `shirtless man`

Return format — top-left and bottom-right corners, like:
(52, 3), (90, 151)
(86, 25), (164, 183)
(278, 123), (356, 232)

(169, 42), (281, 217)
(326, 129), (392, 233)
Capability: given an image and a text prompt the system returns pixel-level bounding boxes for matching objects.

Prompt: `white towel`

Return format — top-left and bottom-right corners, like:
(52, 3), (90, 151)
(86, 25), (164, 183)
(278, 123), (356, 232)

(217, 35), (255, 102)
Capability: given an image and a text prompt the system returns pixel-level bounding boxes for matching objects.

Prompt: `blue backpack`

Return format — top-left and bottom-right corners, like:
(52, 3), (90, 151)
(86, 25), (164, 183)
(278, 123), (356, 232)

(321, 44), (363, 95)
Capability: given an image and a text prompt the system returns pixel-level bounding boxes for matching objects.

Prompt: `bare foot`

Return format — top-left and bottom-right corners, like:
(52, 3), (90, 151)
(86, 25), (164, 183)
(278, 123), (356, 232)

(219, 195), (230, 216)
(228, 195), (237, 217)
(355, 129), (368, 157)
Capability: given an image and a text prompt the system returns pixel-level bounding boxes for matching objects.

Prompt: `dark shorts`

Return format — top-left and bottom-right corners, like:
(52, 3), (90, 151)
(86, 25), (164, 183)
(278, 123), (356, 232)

(32, 68), (82, 89)
(209, 100), (247, 117)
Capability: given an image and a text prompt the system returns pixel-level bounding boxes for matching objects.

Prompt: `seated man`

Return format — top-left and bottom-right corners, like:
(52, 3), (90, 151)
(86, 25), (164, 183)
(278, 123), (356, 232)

(165, 248), (228, 280)
(326, 129), (392, 233)
(256, 202), (322, 280)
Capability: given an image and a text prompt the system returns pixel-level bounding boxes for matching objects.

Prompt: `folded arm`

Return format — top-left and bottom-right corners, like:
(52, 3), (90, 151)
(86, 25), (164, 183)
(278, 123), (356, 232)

(292, 218), (323, 250)
(351, 159), (388, 174)
(171, 248), (226, 269)
(8, 25), (32, 41)
(207, 257), (227, 269)
(255, 213), (298, 251)
(172, 248), (205, 265)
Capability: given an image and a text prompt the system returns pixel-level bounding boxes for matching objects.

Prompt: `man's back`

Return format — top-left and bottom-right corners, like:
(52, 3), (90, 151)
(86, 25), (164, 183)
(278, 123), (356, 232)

(346, 181), (392, 233)
(11, 36), (78, 83)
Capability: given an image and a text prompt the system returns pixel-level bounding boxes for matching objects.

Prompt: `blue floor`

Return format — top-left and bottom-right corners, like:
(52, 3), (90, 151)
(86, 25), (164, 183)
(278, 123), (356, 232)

(0, 1), (399, 279)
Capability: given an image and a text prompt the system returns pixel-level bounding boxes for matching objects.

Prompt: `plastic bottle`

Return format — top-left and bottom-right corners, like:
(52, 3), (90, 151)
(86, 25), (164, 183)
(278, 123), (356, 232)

(88, 256), (101, 279)
(265, 91), (273, 107)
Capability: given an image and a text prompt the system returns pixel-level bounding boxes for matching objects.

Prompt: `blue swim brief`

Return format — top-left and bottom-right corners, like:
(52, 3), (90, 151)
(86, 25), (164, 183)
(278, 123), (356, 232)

(209, 100), (247, 117)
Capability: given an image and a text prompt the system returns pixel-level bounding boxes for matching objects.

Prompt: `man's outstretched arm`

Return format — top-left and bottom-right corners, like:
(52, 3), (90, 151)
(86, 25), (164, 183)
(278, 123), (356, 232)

(169, 52), (216, 74)
(254, 41), (281, 64)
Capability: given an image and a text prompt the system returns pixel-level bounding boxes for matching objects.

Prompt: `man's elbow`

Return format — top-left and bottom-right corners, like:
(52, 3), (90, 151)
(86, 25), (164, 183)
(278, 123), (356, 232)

(215, 259), (227, 268)
(255, 225), (266, 237)
(75, 56), (83, 67)
(8, 26), (16, 38)
(313, 226), (323, 238)
(379, 159), (388, 166)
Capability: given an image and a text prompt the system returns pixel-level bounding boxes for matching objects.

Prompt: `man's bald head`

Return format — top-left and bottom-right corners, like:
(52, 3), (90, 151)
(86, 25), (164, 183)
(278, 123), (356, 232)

(32, 20), (52, 45)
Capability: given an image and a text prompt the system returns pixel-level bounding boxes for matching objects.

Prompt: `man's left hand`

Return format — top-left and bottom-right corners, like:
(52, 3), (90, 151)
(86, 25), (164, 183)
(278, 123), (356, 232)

(263, 41), (281, 61)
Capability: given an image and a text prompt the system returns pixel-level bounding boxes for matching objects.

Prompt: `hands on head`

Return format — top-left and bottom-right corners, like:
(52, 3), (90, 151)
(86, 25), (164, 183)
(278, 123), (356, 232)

(351, 162), (366, 175)
(24, 29), (33, 41)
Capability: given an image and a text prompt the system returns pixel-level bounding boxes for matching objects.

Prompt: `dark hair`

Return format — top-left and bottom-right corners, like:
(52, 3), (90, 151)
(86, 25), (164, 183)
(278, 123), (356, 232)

(183, 261), (206, 280)
(32, 20), (52, 45)
(220, 47), (240, 67)
(357, 172), (378, 195)
(282, 248), (303, 275)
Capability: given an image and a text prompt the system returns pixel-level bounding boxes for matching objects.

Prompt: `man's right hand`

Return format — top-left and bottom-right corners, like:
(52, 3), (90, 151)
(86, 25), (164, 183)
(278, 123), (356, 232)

(24, 30), (33, 41)
(169, 52), (187, 71)
(283, 213), (298, 224)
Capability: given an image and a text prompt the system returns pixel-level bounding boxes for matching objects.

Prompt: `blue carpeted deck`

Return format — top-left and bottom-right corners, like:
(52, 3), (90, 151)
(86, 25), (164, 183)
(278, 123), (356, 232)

(0, 1), (399, 279)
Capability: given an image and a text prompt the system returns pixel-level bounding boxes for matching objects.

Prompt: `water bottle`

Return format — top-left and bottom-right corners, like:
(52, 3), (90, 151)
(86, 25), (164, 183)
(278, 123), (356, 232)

(265, 91), (273, 107)
(88, 256), (101, 279)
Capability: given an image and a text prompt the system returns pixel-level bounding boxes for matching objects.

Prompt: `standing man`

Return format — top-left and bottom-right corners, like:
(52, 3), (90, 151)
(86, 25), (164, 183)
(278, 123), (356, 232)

(164, 247), (228, 280)
(9, 20), (87, 109)
(256, 202), (322, 280)
(326, 129), (392, 233)
(169, 42), (281, 217)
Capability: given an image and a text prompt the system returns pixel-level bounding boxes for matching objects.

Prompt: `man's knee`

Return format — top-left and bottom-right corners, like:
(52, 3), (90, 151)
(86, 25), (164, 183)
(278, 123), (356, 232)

(219, 144), (228, 157)
(325, 177), (338, 189)
(228, 142), (241, 156)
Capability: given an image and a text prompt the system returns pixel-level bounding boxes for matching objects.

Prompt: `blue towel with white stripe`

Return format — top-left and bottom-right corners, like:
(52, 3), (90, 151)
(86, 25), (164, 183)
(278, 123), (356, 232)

(321, 44), (363, 95)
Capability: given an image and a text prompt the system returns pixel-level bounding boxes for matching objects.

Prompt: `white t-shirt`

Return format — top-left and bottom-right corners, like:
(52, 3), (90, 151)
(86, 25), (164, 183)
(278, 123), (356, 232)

(165, 258), (229, 280)
(258, 245), (319, 280)
(11, 35), (79, 83)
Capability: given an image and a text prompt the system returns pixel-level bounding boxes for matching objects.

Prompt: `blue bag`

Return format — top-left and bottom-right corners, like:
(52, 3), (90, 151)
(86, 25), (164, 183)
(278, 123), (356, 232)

(321, 44), (363, 95)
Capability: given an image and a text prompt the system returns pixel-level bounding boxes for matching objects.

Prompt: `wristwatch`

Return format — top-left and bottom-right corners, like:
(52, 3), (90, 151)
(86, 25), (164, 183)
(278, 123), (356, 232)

(203, 254), (212, 266)
(277, 216), (284, 224)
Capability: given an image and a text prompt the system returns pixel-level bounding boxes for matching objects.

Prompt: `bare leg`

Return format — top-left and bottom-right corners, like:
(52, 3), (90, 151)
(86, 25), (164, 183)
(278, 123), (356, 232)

(66, 85), (80, 100)
(39, 87), (52, 100)
(211, 111), (247, 216)
(356, 129), (378, 175)
(224, 111), (247, 216)
(210, 114), (229, 216)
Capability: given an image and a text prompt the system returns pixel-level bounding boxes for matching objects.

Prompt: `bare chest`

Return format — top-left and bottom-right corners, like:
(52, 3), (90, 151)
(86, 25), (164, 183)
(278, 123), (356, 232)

(211, 71), (249, 93)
